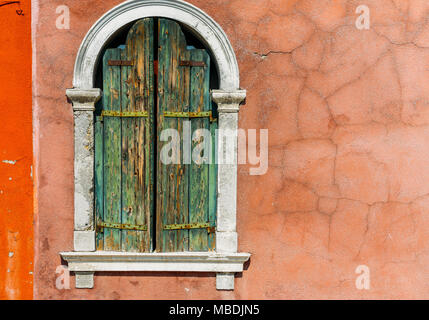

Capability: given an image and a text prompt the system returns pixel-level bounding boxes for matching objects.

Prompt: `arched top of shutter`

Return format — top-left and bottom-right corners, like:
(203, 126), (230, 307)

(72, 0), (240, 90)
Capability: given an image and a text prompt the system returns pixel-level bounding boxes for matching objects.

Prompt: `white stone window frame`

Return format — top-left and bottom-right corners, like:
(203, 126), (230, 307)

(61, 0), (249, 291)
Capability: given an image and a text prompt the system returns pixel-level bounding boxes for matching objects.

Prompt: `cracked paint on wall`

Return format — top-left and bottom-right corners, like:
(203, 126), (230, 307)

(33, 0), (429, 299)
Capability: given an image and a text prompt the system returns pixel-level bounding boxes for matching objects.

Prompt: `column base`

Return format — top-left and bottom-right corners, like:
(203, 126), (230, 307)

(75, 271), (94, 289)
(74, 231), (95, 251)
(216, 272), (235, 290)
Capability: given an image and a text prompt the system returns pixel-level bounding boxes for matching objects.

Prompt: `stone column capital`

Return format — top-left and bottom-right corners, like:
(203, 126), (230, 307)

(66, 88), (102, 111)
(211, 90), (246, 113)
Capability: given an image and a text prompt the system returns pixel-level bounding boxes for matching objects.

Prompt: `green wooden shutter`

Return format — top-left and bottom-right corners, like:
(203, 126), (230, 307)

(157, 18), (190, 252)
(157, 19), (216, 252)
(96, 18), (155, 252)
(121, 19), (155, 252)
(189, 49), (212, 251)
(102, 47), (122, 251)
(96, 18), (216, 253)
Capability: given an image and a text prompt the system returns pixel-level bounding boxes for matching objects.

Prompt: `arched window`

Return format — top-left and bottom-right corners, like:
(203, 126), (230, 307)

(95, 18), (217, 253)
(62, 0), (248, 291)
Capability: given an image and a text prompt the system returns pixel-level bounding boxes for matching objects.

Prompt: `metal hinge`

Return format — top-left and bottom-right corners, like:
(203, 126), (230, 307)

(163, 223), (216, 234)
(163, 111), (216, 122)
(100, 110), (148, 121)
(179, 60), (206, 67)
(96, 222), (148, 233)
(108, 60), (133, 66)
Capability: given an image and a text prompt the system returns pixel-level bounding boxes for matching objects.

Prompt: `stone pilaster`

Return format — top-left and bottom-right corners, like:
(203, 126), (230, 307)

(66, 88), (102, 252)
(211, 89), (246, 290)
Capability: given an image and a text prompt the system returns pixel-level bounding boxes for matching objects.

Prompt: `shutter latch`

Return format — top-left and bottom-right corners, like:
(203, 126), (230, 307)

(163, 223), (216, 234)
(108, 60), (133, 66)
(163, 111), (217, 122)
(179, 60), (206, 67)
(96, 222), (148, 233)
(100, 110), (149, 121)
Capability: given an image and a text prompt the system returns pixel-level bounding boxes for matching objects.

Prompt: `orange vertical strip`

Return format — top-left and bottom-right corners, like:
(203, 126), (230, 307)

(0, 0), (33, 300)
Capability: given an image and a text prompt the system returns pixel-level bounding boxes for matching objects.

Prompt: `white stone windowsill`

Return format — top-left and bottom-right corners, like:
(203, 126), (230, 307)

(60, 251), (251, 273)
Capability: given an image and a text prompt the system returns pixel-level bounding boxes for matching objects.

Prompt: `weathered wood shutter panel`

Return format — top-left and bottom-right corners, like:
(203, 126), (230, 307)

(157, 19), (216, 252)
(102, 48), (122, 251)
(189, 49), (211, 251)
(157, 19), (190, 252)
(121, 19), (154, 252)
(96, 18), (154, 252)
(95, 84), (104, 250)
(208, 112), (217, 250)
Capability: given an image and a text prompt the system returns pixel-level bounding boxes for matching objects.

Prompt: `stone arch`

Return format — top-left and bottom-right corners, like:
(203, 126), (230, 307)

(72, 0), (240, 90)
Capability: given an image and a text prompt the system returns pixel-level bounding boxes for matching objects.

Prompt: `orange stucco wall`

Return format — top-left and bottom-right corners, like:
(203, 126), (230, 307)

(0, 1), (33, 300)
(33, 0), (429, 299)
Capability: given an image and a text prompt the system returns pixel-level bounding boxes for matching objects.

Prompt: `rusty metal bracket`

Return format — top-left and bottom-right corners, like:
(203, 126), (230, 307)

(101, 110), (148, 121)
(179, 60), (206, 67)
(108, 60), (133, 66)
(163, 223), (215, 234)
(163, 111), (217, 122)
(96, 222), (147, 233)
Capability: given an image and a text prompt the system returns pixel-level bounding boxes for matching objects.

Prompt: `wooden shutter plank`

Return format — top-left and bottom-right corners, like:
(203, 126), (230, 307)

(103, 48), (122, 251)
(208, 115), (217, 251)
(146, 21), (156, 252)
(189, 49), (211, 251)
(157, 19), (190, 252)
(121, 19), (154, 252)
(95, 101), (104, 251)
